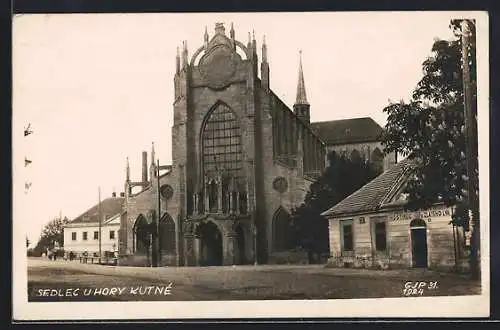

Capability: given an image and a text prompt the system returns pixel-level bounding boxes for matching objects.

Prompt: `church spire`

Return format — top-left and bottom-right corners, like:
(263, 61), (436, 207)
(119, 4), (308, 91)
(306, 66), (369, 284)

(293, 50), (311, 124)
(204, 26), (209, 50)
(175, 46), (180, 74)
(261, 35), (269, 90)
(295, 50), (309, 105)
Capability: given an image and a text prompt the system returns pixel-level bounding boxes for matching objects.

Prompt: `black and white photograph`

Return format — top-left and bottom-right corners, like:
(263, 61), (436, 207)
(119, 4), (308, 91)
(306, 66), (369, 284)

(12, 11), (490, 320)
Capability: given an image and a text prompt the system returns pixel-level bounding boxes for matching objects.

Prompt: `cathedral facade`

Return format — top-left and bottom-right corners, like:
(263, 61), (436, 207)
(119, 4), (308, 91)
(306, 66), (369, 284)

(119, 23), (395, 267)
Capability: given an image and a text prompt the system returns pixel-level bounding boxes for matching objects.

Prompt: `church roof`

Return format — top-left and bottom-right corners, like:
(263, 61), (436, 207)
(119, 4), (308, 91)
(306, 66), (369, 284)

(69, 197), (124, 224)
(321, 158), (416, 217)
(310, 117), (383, 145)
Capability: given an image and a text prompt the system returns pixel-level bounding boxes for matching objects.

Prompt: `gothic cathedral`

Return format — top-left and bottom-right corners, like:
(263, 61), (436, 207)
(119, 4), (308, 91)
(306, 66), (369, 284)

(119, 23), (395, 267)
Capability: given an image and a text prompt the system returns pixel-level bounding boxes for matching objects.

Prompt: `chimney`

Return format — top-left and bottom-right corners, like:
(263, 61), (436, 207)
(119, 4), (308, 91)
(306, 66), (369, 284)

(112, 192), (116, 198)
(142, 151), (148, 183)
(120, 192), (125, 197)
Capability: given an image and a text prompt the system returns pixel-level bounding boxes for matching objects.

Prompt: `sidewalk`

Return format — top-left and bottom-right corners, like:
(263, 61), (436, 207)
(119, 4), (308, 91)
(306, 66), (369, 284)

(29, 258), (474, 282)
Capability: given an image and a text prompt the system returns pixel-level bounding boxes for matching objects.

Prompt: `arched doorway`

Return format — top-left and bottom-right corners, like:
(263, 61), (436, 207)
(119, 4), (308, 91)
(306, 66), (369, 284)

(159, 213), (176, 255)
(198, 221), (223, 266)
(133, 215), (149, 254)
(235, 223), (246, 265)
(410, 219), (428, 268)
(272, 206), (294, 252)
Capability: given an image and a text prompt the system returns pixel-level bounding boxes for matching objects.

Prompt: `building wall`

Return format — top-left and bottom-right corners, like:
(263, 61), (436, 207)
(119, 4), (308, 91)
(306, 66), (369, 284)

(327, 205), (469, 271)
(64, 222), (120, 256)
(326, 140), (397, 172)
(123, 172), (180, 256)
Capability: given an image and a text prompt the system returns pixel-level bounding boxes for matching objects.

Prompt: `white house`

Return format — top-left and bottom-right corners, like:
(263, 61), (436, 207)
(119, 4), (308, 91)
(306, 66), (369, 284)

(321, 158), (470, 272)
(63, 193), (124, 257)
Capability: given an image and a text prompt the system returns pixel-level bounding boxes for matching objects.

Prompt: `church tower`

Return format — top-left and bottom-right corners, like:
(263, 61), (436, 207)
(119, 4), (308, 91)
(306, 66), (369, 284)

(293, 51), (311, 124)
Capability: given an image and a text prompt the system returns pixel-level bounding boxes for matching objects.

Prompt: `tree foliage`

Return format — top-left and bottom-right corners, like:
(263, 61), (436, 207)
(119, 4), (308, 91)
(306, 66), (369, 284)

(32, 216), (69, 256)
(291, 151), (379, 262)
(380, 19), (477, 216)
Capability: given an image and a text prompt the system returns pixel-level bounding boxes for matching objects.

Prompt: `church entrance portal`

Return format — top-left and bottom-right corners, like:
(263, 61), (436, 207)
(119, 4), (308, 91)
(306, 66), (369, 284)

(410, 219), (428, 268)
(198, 222), (223, 266)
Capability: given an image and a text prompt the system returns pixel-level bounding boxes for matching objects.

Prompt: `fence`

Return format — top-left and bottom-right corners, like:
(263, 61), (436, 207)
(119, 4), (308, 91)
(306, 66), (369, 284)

(79, 256), (118, 266)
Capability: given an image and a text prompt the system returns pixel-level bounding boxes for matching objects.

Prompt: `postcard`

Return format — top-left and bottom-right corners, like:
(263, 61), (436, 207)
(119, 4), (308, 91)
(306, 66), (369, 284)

(12, 11), (490, 320)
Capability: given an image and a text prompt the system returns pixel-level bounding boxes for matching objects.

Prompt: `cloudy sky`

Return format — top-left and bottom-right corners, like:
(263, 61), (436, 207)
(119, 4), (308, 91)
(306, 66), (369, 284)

(13, 12), (462, 246)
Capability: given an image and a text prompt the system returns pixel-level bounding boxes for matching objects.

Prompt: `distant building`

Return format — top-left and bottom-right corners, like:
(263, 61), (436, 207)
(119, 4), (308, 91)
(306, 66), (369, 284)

(120, 23), (395, 267)
(63, 193), (124, 257)
(311, 117), (395, 173)
(322, 158), (469, 272)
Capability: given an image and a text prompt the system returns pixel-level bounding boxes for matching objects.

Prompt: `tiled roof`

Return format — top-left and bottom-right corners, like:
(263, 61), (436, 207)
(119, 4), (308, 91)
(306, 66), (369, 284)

(69, 197), (124, 224)
(321, 158), (416, 217)
(310, 117), (383, 145)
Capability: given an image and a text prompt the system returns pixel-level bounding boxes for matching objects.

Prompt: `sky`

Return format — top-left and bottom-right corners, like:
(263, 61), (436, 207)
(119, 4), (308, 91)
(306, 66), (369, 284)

(12, 12), (460, 247)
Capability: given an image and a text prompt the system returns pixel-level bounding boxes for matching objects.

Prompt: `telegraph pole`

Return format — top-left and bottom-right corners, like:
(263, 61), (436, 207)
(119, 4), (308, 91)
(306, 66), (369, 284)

(461, 19), (480, 280)
(157, 159), (161, 265)
(98, 186), (102, 262)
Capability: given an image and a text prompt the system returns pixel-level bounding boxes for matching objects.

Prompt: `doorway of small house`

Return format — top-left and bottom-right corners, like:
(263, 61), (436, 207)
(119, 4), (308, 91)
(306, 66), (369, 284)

(410, 218), (428, 268)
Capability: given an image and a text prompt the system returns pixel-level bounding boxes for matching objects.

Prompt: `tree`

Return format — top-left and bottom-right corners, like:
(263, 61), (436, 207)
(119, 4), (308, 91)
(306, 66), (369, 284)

(381, 20), (477, 209)
(32, 216), (69, 256)
(291, 151), (379, 263)
(379, 19), (479, 277)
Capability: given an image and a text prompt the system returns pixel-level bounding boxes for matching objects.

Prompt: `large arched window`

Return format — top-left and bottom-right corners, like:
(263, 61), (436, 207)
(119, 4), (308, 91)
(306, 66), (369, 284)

(202, 103), (243, 179)
(202, 103), (244, 214)
(272, 206), (294, 252)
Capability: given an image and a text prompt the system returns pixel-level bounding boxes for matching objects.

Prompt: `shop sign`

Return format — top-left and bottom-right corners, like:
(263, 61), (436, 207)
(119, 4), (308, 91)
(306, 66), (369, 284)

(393, 207), (451, 222)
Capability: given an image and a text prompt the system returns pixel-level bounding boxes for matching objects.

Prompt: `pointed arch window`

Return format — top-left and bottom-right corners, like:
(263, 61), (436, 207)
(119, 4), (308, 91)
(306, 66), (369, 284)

(159, 213), (176, 254)
(202, 103), (243, 179)
(208, 179), (218, 212)
(202, 103), (244, 214)
(133, 215), (149, 254)
(371, 148), (384, 173)
(272, 207), (294, 252)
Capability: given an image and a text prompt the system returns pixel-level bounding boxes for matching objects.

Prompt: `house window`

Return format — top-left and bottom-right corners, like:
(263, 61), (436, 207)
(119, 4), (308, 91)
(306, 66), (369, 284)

(93, 231), (99, 240)
(109, 230), (115, 240)
(82, 232), (88, 240)
(71, 232), (77, 241)
(340, 220), (354, 252)
(374, 221), (387, 251)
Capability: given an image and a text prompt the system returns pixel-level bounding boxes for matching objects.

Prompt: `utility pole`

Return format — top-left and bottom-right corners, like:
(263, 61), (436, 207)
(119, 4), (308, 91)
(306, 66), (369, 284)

(98, 186), (102, 262)
(150, 160), (160, 268)
(461, 19), (480, 280)
(157, 159), (161, 265)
